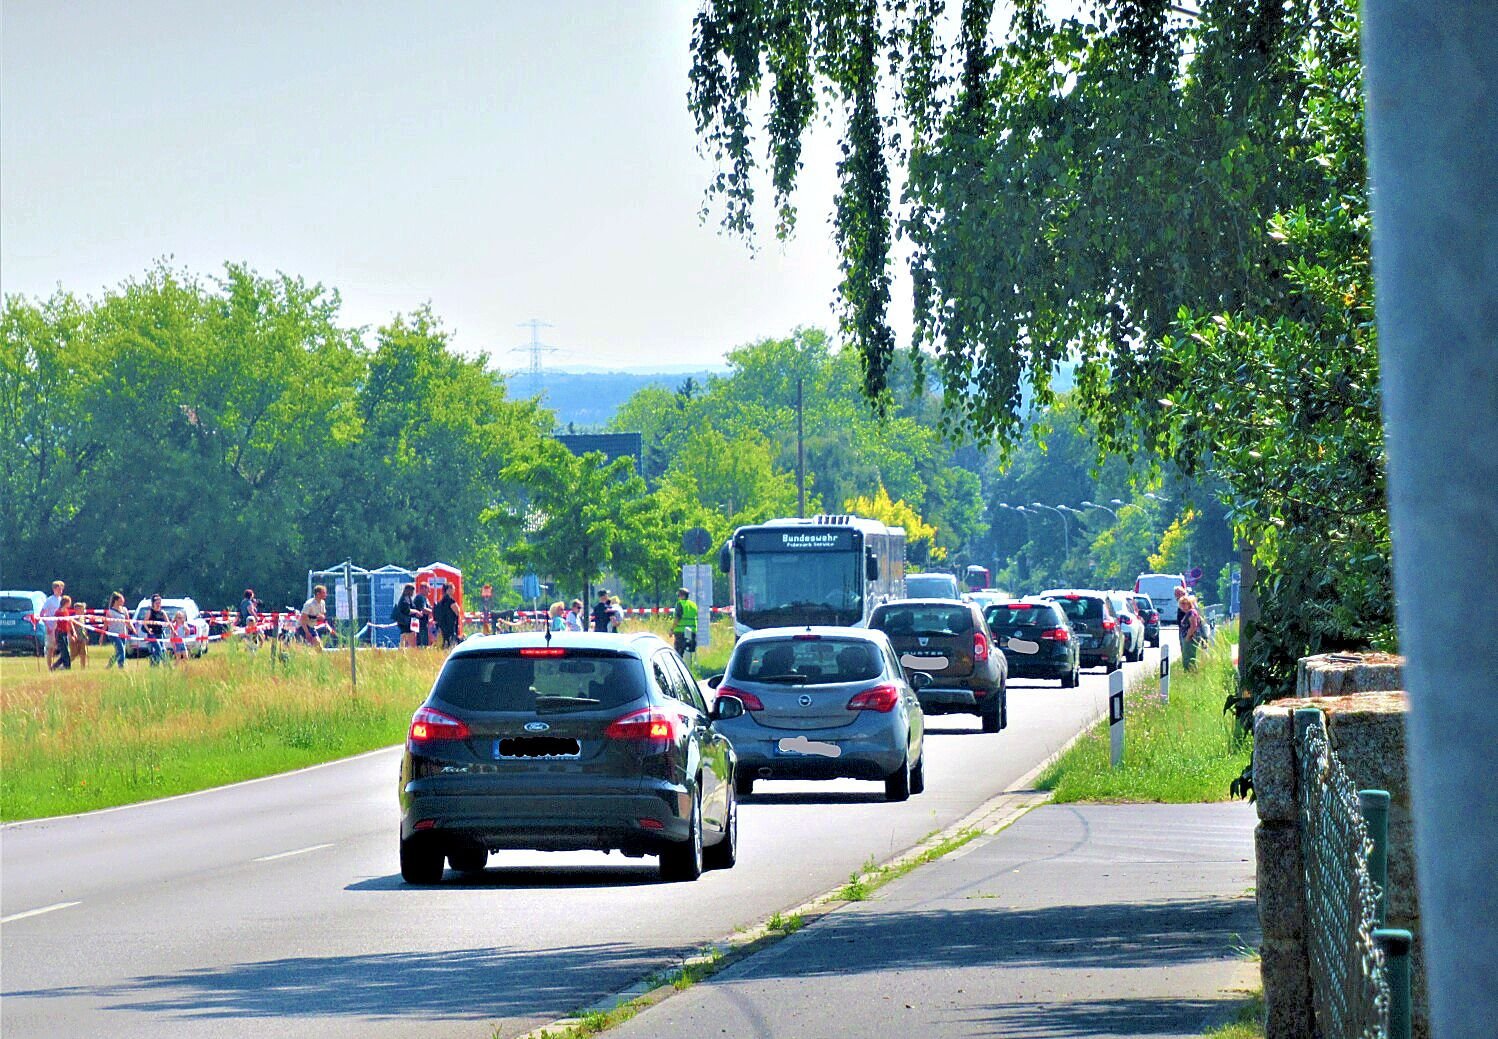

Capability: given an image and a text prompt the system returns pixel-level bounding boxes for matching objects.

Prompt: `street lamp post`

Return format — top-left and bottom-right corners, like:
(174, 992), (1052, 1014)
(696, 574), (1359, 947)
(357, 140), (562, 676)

(1080, 499), (1118, 519)
(1029, 503), (1070, 558)
(995, 503), (1034, 581)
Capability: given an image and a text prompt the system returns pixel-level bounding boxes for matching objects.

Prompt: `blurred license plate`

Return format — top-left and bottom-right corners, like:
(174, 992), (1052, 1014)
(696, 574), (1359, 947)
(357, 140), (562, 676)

(776, 736), (841, 758)
(1005, 638), (1040, 655)
(900, 653), (949, 670)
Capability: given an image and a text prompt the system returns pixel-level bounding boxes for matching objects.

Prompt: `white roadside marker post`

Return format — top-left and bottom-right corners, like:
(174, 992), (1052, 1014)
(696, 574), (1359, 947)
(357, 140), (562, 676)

(1109, 668), (1125, 768)
(1159, 641), (1171, 705)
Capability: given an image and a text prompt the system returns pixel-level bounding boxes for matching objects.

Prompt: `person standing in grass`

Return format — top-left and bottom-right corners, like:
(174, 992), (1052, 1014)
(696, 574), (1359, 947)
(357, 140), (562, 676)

(300, 585), (328, 648)
(393, 583), (418, 649)
(168, 611), (190, 664)
(411, 581), (433, 648)
(40, 579), (64, 666)
(142, 593), (169, 665)
(673, 587), (698, 658)
(48, 595), (74, 670)
(432, 585), (462, 649)
(104, 592), (133, 668)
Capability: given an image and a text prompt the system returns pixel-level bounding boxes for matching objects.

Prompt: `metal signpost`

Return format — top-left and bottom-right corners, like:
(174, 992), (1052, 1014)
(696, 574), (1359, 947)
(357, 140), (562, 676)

(682, 563), (713, 651)
(343, 561), (357, 693)
(1159, 641), (1171, 704)
(1109, 668), (1125, 767)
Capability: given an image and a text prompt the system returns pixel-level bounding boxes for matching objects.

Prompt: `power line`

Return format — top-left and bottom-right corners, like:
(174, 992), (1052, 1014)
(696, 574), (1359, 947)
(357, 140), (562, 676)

(511, 318), (557, 395)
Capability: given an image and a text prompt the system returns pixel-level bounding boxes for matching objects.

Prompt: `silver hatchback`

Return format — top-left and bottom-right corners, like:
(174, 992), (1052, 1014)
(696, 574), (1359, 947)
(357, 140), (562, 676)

(707, 627), (927, 802)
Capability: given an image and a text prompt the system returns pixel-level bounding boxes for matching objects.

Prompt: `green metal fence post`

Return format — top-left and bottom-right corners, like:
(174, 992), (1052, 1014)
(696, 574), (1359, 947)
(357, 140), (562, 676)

(1359, 789), (1391, 926)
(1374, 928), (1413, 1039)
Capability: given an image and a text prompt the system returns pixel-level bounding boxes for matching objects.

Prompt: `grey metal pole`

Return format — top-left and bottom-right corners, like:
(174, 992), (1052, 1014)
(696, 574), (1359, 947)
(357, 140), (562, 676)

(1365, 4), (1498, 1035)
(796, 376), (806, 518)
(344, 560), (357, 694)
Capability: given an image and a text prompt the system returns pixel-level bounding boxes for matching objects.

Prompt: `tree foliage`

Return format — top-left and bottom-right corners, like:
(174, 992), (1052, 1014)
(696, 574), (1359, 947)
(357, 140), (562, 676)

(691, 0), (1389, 697)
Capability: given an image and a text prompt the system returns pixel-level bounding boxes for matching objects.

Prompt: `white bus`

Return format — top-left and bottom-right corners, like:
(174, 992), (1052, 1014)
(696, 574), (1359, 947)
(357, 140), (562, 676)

(719, 515), (906, 634)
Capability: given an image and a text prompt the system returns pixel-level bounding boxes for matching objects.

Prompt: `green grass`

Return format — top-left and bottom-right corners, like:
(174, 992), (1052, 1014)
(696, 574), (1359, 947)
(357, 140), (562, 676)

(1, 641), (442, 820)
(623, 614), (736, 678)
(1204, 989), (1265, 1038)
(1035, 630), (1251, 802)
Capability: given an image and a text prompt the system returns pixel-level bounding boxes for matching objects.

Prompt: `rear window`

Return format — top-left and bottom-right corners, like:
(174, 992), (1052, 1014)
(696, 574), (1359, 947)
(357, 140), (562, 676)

(0, 596), (37, 612)
(430, 651), (649, 712)
(729, 638), (883, 684)
(1050, 596), (1105, 621)
(905, 574), (961, 598)
(986, 603), (1062, 629)
(875, 605), (975, 637)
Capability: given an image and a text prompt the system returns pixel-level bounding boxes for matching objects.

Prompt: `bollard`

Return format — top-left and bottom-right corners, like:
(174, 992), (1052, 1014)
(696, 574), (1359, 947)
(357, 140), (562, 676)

(1159, 641), (1171, 704)
(1109, 668), (1125, 767)
(1359, 789), (1391, 926)
(1373, 928), (1413, 1039)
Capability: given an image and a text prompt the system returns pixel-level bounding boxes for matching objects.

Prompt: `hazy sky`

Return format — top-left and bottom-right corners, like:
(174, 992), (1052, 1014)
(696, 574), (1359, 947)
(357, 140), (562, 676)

(2, 1), (877, 372)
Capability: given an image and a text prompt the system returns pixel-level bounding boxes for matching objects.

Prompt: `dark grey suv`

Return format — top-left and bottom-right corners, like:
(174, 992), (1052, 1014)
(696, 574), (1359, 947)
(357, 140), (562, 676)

(399, 631), (740, 883)
(869, 598), (1009, 732)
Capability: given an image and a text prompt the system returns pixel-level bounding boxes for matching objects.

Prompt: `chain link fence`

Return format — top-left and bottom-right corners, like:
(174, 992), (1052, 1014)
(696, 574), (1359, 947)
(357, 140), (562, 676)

(1296, 707), (1412, 1039)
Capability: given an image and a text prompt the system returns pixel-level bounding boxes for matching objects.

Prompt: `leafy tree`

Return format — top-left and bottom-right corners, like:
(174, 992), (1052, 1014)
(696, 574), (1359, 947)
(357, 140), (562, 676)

(496, 442), (657, 607)
(690, 0), (1388, 701)
(844, 484), (943, 564)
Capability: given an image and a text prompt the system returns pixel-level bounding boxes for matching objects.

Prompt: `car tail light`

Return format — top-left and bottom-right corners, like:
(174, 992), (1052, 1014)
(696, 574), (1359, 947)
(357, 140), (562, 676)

(1134, 579), (1141, 592)
(1040, 627), (1071, 642)
(848, 685), (900, 712)
(715, 685), (763, 710)
(409, 707), (471, 744)
(1100, 617), (1117, 632)
(973, 630), (990, 662)
(605, 707), (679, 742)
(520, 647), (566, 657)
(793, 633), (821, 640)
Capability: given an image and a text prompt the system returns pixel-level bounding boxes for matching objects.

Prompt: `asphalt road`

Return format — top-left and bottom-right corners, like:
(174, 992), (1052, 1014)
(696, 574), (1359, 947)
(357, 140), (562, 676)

(0, 634), (1176, 1039)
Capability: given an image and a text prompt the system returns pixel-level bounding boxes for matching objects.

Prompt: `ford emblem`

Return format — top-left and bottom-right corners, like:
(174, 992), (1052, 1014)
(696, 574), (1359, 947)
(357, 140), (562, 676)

(798, 694), (813, 708)
(524, 721), (550, 732)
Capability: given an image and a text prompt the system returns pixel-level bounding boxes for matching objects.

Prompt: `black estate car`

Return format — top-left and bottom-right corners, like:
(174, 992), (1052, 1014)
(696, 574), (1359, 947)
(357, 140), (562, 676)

(984, 599), (1082, 688)
(399, 631), (741, 884)
(1040, 590), (1125, 673)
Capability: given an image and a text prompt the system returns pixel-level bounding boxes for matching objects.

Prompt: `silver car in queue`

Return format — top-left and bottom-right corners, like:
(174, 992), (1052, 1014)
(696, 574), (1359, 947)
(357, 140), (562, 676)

(706, 626), (928, 803)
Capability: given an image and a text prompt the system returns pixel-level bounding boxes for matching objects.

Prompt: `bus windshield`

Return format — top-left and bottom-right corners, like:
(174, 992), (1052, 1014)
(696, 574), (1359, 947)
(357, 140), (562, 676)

(736, 550), (863, 628)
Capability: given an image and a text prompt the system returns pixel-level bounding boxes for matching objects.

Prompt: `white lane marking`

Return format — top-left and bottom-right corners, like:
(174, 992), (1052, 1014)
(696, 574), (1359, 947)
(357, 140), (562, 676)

(253, 843), (334, 863)
(2, 900), (81, 924)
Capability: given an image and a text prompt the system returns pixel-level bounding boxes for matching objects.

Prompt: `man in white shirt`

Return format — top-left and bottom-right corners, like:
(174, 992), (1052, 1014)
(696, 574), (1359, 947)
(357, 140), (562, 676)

(300, 585), (328, 647)
(40, 579), (63, 663)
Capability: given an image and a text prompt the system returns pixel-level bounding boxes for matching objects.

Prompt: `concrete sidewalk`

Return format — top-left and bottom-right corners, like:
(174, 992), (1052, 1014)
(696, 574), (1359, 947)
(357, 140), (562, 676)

(609, 802), (1260, 1039)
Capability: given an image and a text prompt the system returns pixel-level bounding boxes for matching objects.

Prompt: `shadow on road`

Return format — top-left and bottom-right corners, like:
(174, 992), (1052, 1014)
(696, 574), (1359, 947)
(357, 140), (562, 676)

(3, 941), (686, 1023)
(347, 864), (662, 891)
(732, 896), (1257, 977)
(961, 996), (1247, 1037)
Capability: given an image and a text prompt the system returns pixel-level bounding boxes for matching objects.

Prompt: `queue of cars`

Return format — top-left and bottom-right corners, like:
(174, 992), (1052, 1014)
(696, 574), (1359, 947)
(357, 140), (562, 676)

(396, 577), (1173, 886)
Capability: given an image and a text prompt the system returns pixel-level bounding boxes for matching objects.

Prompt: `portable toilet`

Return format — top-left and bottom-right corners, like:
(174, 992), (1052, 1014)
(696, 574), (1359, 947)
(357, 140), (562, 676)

(415, 562), (463, 614)
(367, 565), (415, 647)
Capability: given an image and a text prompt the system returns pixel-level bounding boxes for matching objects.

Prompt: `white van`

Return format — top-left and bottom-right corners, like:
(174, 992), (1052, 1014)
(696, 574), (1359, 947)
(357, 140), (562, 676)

(1134, 573), (1186, 624)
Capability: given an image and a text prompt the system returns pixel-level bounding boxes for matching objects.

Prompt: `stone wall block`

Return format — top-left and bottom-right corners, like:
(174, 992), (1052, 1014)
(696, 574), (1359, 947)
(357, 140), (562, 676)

(1261, 937), (1314, 1039)
(1256, 821), (1305, 939)
(1326, 704), (1408, 795)
(1385, 810), (1421, 923)
(1253, 706), (1296, 821)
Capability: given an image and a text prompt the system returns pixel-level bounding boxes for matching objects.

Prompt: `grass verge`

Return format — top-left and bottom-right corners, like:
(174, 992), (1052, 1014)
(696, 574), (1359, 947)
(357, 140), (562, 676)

(1035, 630), (1251, 802)
(1204, 989), (1265, 1038)
(1, 641), (442, 821)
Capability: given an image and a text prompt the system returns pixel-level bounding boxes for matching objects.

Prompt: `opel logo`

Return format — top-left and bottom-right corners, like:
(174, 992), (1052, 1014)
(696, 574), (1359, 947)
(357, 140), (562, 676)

(524, 721), (550, 732)
(798, 694), (813, 708)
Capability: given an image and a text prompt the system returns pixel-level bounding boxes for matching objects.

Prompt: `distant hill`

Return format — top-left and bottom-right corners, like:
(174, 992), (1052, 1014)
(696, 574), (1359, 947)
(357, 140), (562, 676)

(516, 370), (721, 430)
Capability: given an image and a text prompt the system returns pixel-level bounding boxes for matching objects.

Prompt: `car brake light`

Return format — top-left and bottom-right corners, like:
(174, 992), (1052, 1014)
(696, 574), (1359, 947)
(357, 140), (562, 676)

(605, 707), (679, 741)
(1009, 604), (1033, 609)
(1134, 579), (1141, 592)
(1101, 618), (1117, 631)
(973, 630), (990, 662)
(715, 685), (764, 710)
(520, 647), (566, 657)
(793, 633), (821, 640)
(1039, 627), (1071, 642)
(848, 685), (900, 712)
(409, 706), (471, 743)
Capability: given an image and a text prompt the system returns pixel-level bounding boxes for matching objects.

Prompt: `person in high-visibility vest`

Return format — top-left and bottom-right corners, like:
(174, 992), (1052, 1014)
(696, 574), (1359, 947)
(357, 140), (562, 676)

(673, 587), (698, 657)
